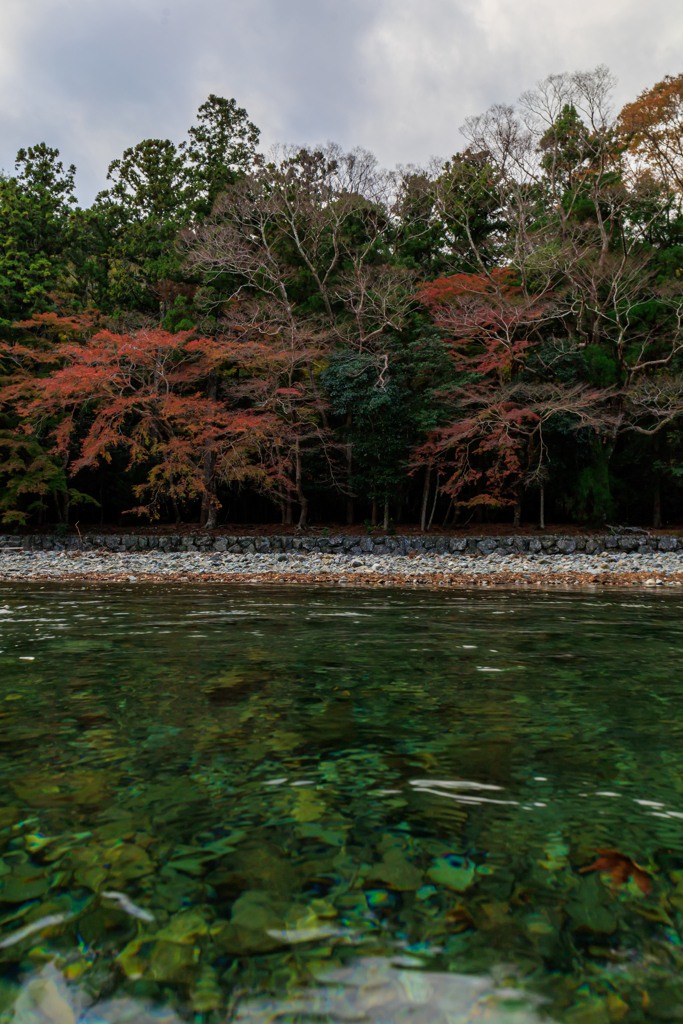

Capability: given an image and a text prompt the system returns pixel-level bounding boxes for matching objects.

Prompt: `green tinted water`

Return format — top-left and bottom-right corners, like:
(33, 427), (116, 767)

(0, 584), (683, 1023)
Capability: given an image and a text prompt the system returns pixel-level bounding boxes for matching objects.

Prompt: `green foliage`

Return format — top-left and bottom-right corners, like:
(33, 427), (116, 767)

(583, 345), (619, 386)
(0, 144), (77, 326)
(563, 442), (616, 522)
(0, 430), (67, 525)
(184, 94), (260, 217)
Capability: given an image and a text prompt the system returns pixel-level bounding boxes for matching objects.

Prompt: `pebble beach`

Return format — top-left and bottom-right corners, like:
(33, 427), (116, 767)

(2, 545), (683, 587)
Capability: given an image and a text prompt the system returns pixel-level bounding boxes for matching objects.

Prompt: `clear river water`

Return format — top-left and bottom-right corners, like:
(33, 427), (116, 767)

(0, 582), (682, 1023)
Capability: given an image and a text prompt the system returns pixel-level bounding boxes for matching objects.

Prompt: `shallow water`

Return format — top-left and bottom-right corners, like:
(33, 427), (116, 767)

(0, 583), (683, 1023)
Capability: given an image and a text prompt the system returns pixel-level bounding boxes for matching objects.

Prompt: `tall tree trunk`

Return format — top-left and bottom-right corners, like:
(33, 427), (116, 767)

(442, 496), (454, 528)
(172, 495), (182, 524)
(200, 373), (218, 528)
(653, 432), (662, 529)
(539, 486), (545, 530)
(420, 467), (431, 532)
(285, 491), (293, 526)
(427, 471), (440, 531)
(346, 412), (354, 525)
(371, 498), (378, 527)
(60, 452), (70, 525)
(295, 441), (307, 528)
(513, 487), (522, 528)
(653, 479), (662, 529)
(383, 502), (389, 531)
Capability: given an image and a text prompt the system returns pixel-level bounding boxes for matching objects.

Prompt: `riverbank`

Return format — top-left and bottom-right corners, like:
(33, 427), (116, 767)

(2, 546), (683, 587)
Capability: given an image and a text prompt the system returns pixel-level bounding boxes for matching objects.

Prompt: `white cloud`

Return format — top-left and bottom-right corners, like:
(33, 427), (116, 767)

(0, 0), (681, 203)
(356, 0), (683, 166)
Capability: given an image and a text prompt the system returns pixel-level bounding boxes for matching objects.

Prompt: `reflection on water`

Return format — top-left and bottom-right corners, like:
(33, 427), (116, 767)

(0, 583), (682, 1022)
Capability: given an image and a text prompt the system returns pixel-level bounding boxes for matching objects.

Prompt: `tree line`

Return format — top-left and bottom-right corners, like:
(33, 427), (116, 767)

(2, 69), (683, 531)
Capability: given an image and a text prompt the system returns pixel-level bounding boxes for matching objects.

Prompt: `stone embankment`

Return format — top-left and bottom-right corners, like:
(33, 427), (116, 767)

(0, 531), (680, 555)
(0, 532), (682, 587)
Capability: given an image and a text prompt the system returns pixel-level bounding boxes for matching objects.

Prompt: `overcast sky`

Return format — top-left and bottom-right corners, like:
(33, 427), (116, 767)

(1, 0), (682, 205)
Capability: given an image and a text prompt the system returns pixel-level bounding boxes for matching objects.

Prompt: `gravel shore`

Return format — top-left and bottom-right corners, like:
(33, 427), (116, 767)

(2, 547), (683, 587)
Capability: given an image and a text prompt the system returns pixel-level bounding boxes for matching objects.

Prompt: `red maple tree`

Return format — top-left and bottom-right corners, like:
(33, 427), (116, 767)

(412, 272), (603, 520)
(2, 315), (283, 522)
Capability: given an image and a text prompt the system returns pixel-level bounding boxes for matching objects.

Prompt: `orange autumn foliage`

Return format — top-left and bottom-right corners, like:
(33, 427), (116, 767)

(620, 73), (683, 194)
(2, 317), (286, 519)
(415, 270), (554, 378)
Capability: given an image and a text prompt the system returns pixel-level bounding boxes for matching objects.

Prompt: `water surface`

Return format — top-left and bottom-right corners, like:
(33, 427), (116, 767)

(0, 583), (682, 1023)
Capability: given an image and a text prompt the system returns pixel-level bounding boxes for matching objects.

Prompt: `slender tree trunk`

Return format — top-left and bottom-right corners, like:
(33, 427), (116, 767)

(371, 498), (378, 527)
(285, 492), (293, 526)
(59, 452), (70, 525)
(539, 486), (545, 530)
(420, 467), (431, 532)
(346, 412), (354, 525)
(295, 441), (307, 528)
(172, 495), (182, 524)
(427, 472), (440, 531)
(201, 373), (218, 528)
(383, 502), (389, 531)
(653, 433), (662, 529)
(653, 480), (662, 529)
(442, 496), (454, 528)
(513, 488), (522, 528)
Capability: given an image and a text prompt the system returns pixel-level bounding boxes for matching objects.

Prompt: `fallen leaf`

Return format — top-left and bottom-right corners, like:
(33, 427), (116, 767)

(580, 849), (652, 895)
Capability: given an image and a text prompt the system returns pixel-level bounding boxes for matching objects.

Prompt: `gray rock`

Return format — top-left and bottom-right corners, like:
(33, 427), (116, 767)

(557, 538), (576, 554)
(658, 536), (678, 551)
(477, 540), (498, 554)
(618, 537), (640, 552)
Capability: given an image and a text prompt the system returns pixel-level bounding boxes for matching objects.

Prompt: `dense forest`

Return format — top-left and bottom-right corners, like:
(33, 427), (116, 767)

(2, 66), (683, 532)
